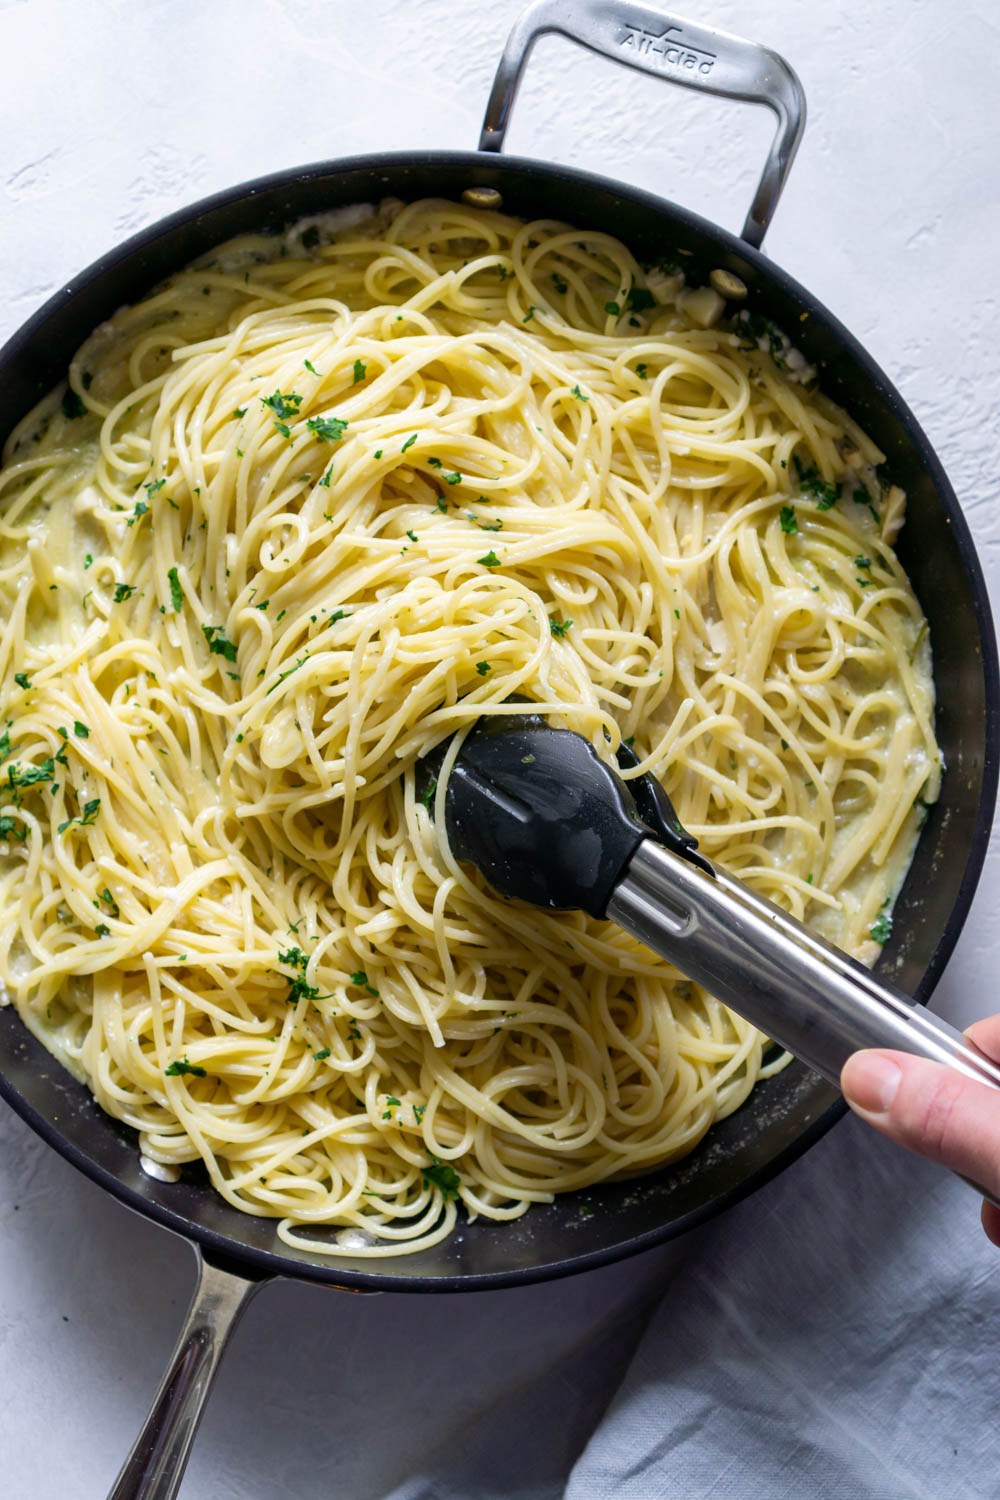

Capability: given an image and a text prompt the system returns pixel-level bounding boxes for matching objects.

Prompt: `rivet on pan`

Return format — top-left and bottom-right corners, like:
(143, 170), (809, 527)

(462, 186), (503, 210)
(709, 268), (748, 300)
(139, 1153), (181, 1183)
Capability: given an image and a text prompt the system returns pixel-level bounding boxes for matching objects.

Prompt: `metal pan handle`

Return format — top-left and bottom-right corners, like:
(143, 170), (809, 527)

(107, 1249), (261, 1500)
(479, 0), (806, 248)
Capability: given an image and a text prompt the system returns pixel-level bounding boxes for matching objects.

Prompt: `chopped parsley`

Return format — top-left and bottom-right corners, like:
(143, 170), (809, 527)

(98, 887), (120, 919)
(303, 360), (320, 376)
(313, 1047), (331, 1061)
(626, 286), (656, 313)
(420, 775), (437, 810)
(551, 272), (568, 294)
(143, 478), (166, 497)
(571, 385), (588, 401)
(165, 1058), (206, 1078)
(401, 433), (418, 453)
(352, 359), (366, 384)
(58, 797), (101, 834)
(126, 500), (149, 527)
(13, 673), (30, 690)
(406, 529), (419, 543)
(6, 758), (55, 790)
(470, 513), (502, 531)
(113, 582), (136, 603)
(261, 390), (303, 426)
(202, 624), (238, 663)
(421, 1155), (461, 1200)
(779, 506), (798, 535)
(381, 1095), (401, 1121)
(855, 555), (872, 570)
(61, 388), (86, 420)
(233, 407), (247, 418)
(319, 466), (333, 487)
(307, 415), (348, 443)
(278, 946), (308, 972)
(635, 363), (648, 379)
(604, 300), (621, 316)
(444, 471), (462, 485)
(350, 969), (379, 997)
(477, 550), (501, 568)
(522, 306), (536, 323)
(870, 911), (893, 944)
(475, 661), (491, 675)
(94, 923), (110, 938)
(549, 617), (573, 637)
(84, 554), (93, 570)
(73, 721), (89, 739)
(794, 454), (840, 510)
(167, 567), (184, 613)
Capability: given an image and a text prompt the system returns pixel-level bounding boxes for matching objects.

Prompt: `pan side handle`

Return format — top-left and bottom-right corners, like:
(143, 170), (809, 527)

(107, 1248), (261, 1500)
(479, 0), (805, 249)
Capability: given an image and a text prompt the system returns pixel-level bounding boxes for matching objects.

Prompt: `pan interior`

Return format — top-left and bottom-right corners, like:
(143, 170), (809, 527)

(0, 152), (994, 1289)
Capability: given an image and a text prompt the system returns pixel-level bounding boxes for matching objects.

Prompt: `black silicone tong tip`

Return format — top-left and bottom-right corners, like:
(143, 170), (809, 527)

(416, 715), (711, 917)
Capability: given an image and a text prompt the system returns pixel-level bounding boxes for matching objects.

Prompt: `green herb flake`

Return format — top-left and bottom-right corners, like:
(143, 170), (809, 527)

(13, 673), (31, 690)
(84, 554), (93, 570)
(94, 923), (110, 938)
(143, 478), (166, 497)
(420, 775), (437, 810)
(421, 1155), (461, 1200)
(477, 550), (501, 568)
(626, 286), (656, 313)
(127, 501), (149, 528)
(350, 969), (380, 997)
(113, 582), (136, 603)
(401, 433), (418, 453)
(303, 360), (320, 377)
(261, 390), (303, 423)
(167, 567), (184, 613)
(202, 625), (238, 663)
(521, 754), (535, 765)
(165, 1058), (207, 1078)
(406, 529), (419, 543)
(635, 363), (648, 379)
(522, 306), (536, 323)
(855, 555), (872, 570)
(870, 911), (893, 944)
(352, 359), (366, 384)
(571, 385), (589, 402)
(551, 272), (568, 294)
(99, 887), (120, 919)
(58, 797), (101, 835)
(233, 407), (247, 418)
(307, 415), (348, 443)
(61, 388), (86, 420)
(604, 300), (621, 317)
(444, 471), (462, 485)
(313, 1047), (331, 1061)
(549, 617), (573, 637)
(779, 506), (798, 535)
(475, 660), (491, 675)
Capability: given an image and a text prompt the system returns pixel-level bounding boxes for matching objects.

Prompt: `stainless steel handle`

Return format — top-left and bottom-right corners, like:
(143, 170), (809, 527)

(108, 1250), (261, 1500)
(480, 0), (806, 247)
(608, 839), (1000, 1204)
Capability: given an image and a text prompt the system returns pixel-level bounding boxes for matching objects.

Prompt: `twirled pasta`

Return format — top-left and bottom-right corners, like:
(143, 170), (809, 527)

(0, 198), (938, 1254)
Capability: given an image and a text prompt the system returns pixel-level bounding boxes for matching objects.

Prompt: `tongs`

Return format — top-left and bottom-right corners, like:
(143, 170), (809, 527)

(421, 713), (1000, 1194)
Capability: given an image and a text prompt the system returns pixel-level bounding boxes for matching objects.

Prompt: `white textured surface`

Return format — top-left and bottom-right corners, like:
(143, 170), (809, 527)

(3, 2), (1000, 1496)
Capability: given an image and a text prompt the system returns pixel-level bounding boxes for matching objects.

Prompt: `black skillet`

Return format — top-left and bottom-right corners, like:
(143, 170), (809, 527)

(0, 4), (996, 1495)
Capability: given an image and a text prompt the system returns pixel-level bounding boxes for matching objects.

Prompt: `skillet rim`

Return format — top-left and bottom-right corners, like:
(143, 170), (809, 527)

(0, 147), (995, 1291)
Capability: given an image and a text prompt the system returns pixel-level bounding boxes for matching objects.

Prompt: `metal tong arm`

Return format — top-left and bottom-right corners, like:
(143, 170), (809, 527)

(608, 838), (1000, 1095)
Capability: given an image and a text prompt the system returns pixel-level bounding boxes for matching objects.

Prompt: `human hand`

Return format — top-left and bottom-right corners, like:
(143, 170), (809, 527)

(841, 1013), (1000, 1246)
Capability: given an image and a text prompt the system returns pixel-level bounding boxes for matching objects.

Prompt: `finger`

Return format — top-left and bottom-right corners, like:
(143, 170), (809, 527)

(981, 1200), (1000, 1248)
(964, 1014), (1000, 1064)
(840, 1049), (1000, 1201)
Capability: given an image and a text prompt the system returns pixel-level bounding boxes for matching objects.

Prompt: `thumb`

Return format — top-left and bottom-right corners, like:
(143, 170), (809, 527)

(840, 1049), (1000, 1224)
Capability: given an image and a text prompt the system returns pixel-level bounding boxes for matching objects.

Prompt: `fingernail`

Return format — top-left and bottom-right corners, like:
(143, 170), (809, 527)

(842, 1052), (902, 1115)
